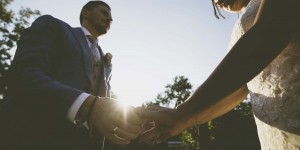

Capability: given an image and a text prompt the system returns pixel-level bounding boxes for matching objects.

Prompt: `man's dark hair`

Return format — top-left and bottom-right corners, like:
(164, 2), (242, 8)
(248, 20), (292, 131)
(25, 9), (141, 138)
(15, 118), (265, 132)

(80, 1), (111, 25)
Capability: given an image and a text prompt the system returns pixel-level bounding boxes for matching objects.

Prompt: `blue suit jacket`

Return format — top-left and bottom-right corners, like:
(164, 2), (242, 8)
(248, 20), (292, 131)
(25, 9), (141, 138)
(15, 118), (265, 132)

(0, 15), (112, 149)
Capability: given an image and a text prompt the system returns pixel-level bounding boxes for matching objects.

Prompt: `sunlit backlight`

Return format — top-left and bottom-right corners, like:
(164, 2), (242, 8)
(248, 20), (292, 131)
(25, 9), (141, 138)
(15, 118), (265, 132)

(119, 100), (130, 111)
(118, 100), (130, 119)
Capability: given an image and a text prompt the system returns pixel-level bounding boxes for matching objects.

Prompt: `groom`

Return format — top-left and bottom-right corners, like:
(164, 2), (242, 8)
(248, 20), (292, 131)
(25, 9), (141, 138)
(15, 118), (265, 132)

(0, 1), (143, 149)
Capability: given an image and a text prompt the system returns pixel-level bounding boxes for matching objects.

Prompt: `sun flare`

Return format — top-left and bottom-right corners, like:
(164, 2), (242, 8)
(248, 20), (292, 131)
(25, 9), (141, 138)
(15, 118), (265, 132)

(118, 100), (130, 111)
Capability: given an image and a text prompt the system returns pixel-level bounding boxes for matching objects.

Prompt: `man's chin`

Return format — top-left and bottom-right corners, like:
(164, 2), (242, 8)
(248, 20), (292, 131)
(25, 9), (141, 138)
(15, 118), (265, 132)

(97, 28), (108, 35)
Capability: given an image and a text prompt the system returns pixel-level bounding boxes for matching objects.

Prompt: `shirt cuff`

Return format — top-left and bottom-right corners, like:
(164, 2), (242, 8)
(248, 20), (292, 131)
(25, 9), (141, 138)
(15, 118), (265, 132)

(66, 92), (90, 124)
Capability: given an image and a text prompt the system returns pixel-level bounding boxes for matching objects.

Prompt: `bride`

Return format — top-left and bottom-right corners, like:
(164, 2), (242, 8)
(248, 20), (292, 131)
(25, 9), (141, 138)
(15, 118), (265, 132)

(139, 0), (300, 149)
(221, 0), (300, 149)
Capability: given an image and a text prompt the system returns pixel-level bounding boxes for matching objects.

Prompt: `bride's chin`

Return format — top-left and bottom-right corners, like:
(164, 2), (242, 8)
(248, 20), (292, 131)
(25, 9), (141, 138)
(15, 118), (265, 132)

(223, 5), (246, 13)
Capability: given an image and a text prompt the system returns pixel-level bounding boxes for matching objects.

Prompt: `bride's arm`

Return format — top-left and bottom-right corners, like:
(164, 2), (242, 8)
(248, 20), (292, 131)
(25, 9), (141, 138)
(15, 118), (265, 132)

(138, 86), (248, 142)
(176, 0), (299, 126)
(139, 0), (299, 143)
(177, 86), (248, 128)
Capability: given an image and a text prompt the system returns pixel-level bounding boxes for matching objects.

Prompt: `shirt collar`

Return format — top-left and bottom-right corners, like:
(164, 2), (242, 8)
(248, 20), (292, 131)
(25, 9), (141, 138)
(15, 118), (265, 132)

(81, 26), (99, 43)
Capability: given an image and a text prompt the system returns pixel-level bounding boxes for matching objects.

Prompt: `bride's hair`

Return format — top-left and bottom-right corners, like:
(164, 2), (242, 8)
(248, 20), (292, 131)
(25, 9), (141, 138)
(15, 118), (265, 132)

(211, 0), (225, 19)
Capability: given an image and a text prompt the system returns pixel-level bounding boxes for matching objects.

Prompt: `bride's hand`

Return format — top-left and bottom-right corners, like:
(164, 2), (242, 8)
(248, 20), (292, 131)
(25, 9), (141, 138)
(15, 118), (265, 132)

(137, 105), (187, 144)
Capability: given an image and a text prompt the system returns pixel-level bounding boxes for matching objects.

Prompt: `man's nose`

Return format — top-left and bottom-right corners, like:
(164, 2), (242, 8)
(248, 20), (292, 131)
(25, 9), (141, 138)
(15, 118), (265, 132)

(107, 17), (113, 24)
(108, 17), (113, 22)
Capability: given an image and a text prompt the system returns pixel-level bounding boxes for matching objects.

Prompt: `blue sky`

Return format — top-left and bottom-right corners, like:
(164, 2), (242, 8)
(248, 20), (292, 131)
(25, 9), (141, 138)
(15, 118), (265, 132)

(9, 0), (240, 106)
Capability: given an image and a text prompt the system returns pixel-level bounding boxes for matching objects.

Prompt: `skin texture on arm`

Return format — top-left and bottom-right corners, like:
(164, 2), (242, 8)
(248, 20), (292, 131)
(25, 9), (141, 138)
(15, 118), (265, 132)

(139, 0), (300, 143)
(179, 85), (248, 128)
(139, 85), (248, 144)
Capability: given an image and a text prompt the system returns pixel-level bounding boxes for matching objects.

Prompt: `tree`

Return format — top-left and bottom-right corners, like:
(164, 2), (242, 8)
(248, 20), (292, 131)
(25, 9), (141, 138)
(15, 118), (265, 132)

(147, 76), (202, 150)
(0, 0), (40, 103)
(152, 76), (192, 108)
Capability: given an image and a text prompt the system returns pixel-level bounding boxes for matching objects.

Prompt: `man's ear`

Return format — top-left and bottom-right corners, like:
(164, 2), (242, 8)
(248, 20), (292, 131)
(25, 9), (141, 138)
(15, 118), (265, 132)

(82, 9), (89, 20)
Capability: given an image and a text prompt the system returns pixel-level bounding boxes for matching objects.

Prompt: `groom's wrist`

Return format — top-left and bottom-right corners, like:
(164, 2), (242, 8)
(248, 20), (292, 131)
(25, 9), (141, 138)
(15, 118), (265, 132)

(75, 95), (96, 122)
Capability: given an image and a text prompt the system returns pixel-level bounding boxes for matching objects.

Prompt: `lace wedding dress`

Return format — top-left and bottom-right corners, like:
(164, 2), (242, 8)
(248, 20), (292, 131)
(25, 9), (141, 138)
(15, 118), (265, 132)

(228, 0), (300, 149)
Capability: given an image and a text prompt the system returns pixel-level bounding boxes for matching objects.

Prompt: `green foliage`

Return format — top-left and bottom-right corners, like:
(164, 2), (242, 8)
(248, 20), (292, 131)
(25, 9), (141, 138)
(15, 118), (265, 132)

(234, 97), (253, 117)
(146, 76), (201, 150)
(151, 76), (193, 108)
(180, 129), (200, 150)
(0, 0), (40, 102)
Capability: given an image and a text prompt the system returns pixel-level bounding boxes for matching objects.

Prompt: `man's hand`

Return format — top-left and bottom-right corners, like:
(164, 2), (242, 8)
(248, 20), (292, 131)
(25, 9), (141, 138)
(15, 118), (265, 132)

(77, 96), (144, 145)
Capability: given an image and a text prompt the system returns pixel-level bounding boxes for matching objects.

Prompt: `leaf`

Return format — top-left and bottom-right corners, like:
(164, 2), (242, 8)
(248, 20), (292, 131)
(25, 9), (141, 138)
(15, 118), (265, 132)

(0, 0), (41, 101)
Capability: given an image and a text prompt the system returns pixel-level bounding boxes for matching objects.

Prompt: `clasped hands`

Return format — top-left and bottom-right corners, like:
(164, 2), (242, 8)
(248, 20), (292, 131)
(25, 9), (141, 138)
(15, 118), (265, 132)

(80, 96), (186, 145)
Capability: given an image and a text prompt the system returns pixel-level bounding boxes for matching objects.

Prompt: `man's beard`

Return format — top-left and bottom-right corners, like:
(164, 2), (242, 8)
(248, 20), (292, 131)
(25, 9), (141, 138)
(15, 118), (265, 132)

(88, 15), (108, 35)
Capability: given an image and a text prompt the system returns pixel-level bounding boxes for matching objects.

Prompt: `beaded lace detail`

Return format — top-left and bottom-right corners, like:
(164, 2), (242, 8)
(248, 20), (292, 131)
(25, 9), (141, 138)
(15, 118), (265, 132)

(228, 0), (300, 149)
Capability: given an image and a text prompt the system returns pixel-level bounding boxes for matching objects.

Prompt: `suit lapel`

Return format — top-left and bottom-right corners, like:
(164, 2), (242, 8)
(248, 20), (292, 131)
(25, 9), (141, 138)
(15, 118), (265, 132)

(97, 45), (105, 78)
(97, 45), (108, 96)
(72, 27), (93, 85)
(71, 27), (111, 96)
